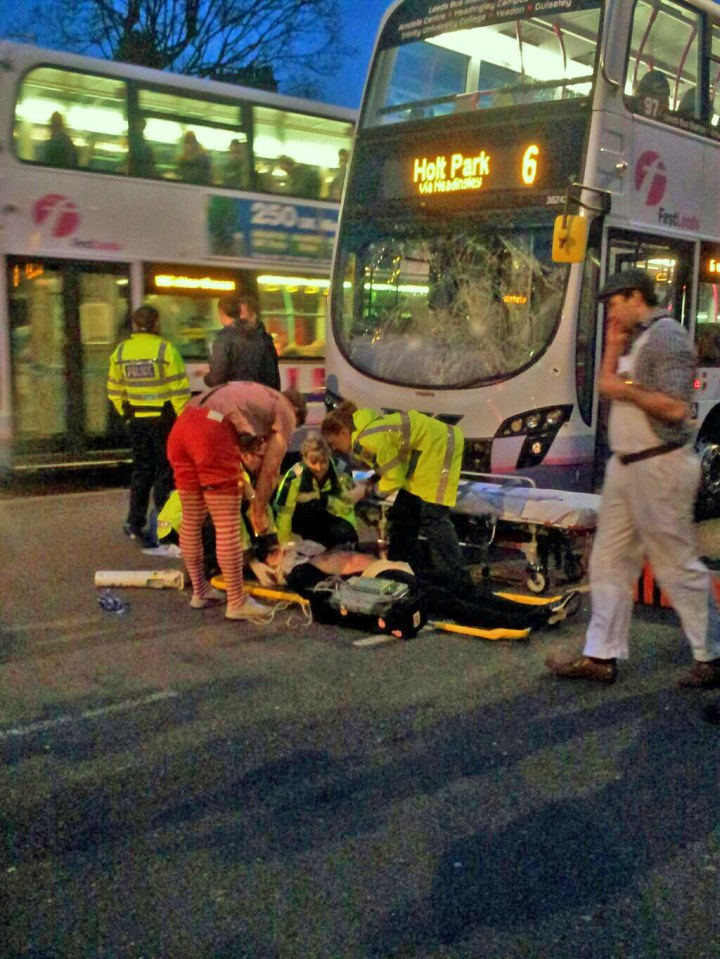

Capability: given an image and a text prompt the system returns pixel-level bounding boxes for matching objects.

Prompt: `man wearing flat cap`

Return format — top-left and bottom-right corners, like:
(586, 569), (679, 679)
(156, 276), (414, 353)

(547, 268), (720, 688)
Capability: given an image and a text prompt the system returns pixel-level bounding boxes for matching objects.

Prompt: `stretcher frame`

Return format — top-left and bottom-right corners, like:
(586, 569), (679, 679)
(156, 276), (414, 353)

(356, 473), (599, 594)
(451, 473), (599, 593)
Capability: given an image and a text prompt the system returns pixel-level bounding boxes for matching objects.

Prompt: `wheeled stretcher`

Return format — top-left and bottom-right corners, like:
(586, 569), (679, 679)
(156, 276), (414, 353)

(355, 474), (600, 594)
(451, 475), (601, 593)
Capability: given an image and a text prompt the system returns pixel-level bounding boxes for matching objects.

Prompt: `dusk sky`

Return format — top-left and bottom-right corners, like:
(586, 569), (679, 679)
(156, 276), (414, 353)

(322, 0), (391, 108)
(0, 0), (394, 110)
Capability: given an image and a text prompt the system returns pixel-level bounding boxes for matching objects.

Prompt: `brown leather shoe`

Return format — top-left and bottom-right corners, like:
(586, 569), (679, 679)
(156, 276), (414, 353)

(546, 655), (618, 685)
(678, 658), (720, 689)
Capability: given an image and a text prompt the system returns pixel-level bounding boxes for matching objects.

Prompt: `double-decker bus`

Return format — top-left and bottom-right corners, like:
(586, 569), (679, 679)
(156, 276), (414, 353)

(327, 0), (720, 508)
(0, 40), (355, 471)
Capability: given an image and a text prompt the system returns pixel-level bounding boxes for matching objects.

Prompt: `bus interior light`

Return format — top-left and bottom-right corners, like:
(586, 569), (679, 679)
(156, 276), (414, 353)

(366, 283), (429, 295)
(154, 274), (236, 292)
(258, 275), (330, 289)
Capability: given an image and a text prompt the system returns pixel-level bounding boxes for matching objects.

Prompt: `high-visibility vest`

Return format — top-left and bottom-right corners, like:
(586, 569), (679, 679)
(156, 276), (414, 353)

(351, 408), (463, 508)
(274, 458), (357, 544)
(158, 489), (275, 552)
(107, 333), (191, 418)
(157, 490), (183, 540)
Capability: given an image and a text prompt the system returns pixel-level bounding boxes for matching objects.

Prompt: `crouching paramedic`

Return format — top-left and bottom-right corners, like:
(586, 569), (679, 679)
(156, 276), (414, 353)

(107, 305), (190, 544)
(167, 381), (306, 621)
(274, 432), (359, 549)
(321, 402), (469, 590)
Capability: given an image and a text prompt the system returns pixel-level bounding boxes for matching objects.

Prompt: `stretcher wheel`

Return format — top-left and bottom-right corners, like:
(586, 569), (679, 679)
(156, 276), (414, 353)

(526, 568), (547, 594)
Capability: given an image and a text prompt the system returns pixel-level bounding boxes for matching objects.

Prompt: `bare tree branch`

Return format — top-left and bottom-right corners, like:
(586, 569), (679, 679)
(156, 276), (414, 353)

(4, 0), (352, 94)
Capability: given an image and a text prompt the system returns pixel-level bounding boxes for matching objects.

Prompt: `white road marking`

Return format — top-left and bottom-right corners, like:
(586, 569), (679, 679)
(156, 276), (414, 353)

(0, 689), (179, 740)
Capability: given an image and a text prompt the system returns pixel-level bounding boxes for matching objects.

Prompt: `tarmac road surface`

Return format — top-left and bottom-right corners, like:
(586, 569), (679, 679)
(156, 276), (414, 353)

(1, 488), (720, 959)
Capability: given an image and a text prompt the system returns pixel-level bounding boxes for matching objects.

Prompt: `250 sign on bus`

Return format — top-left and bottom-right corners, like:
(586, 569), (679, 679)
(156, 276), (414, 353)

(250, 201), (333, 234)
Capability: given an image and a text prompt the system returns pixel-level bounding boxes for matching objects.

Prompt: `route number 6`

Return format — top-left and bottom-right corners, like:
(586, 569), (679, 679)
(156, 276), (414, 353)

(521, 145), (539, 185)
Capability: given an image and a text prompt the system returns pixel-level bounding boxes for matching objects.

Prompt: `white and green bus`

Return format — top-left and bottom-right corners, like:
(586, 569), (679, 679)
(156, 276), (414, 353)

(0, 39), (355, 470)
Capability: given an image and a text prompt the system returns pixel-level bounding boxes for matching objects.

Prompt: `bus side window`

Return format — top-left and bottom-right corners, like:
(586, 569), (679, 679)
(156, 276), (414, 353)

(626, 1), (701, 125)
(710, 26), (720, 124)
(136, 88), (253, 185)
(251, 105), (352, 201)
(15, 66), (128, 172)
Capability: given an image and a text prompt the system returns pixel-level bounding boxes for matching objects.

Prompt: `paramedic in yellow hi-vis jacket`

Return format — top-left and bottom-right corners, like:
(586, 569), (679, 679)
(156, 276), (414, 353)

(321, 402), (470, 590)
(274, 433), (360, 549)
(107, 305), (191, 544)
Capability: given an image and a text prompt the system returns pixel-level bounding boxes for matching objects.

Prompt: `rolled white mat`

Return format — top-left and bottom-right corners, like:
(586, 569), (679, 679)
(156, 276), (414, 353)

(95, 570), (185, 590)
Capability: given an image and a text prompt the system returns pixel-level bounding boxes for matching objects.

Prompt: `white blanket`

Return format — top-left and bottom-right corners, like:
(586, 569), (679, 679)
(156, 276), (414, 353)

(454, 480), (600, 530)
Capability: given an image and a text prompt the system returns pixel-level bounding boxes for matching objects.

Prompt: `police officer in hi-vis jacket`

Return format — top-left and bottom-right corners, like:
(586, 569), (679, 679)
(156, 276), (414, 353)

(107, 305), (190, 545)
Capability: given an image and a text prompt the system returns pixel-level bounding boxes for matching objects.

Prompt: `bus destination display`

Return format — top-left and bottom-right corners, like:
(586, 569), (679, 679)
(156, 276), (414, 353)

(382, 0), (601, 48)
(361, 118), (585, 206)
(412, 143), (540, 195)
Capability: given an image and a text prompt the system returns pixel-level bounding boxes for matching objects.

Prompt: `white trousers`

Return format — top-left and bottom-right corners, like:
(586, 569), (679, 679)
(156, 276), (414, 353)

(584, 449), (720, 662)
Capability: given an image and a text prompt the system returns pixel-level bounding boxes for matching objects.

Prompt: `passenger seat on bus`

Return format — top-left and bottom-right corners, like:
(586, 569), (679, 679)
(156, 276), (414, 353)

(676, 86), (697, 118)
(633, 71), (670, 118)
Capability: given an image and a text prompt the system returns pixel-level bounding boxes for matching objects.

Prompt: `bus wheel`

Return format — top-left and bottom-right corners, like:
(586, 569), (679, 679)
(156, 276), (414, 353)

(697, 442), (720, 518)
(700, 441), (720, 495)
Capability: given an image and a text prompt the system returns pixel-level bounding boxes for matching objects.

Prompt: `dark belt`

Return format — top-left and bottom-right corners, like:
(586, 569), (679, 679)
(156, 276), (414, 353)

(617, 441), (685, 465)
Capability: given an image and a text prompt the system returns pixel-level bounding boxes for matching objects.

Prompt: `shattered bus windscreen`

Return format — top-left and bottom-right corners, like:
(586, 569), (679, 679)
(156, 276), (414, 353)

(334, 222), (568, 389)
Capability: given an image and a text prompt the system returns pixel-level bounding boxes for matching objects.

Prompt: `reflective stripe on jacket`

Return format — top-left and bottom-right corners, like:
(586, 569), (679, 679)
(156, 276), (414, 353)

(274, 458), (357, 544)
(351, 408), (463, 507)
(107, 333), (191, 418)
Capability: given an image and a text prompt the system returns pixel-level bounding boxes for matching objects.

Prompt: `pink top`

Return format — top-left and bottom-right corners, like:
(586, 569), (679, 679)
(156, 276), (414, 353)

(190, 381), (295, 443)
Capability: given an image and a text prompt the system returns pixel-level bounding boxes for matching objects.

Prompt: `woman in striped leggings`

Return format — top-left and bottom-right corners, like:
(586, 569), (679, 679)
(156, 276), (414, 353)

(167, 382), (305, 621)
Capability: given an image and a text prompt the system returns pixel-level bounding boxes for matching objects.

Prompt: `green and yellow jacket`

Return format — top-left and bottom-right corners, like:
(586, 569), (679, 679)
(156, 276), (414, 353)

(107, 332), (190, 418)
(274, 458), (357, 545)
(157, 488), (275, 553)
(350, 408), (463, 508)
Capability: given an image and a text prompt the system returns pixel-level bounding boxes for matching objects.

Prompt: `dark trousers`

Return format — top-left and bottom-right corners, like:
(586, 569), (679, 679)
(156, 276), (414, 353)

(292, 502), (359, 550)
(127, 408), (175, 531)
(388, 488), (471, 591)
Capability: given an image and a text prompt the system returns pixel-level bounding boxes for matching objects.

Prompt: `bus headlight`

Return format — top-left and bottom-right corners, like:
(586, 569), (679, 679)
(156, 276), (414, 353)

(544, 408), (567, 429)
(495, 405), (573, 469)
(496, 405), (572, 439)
